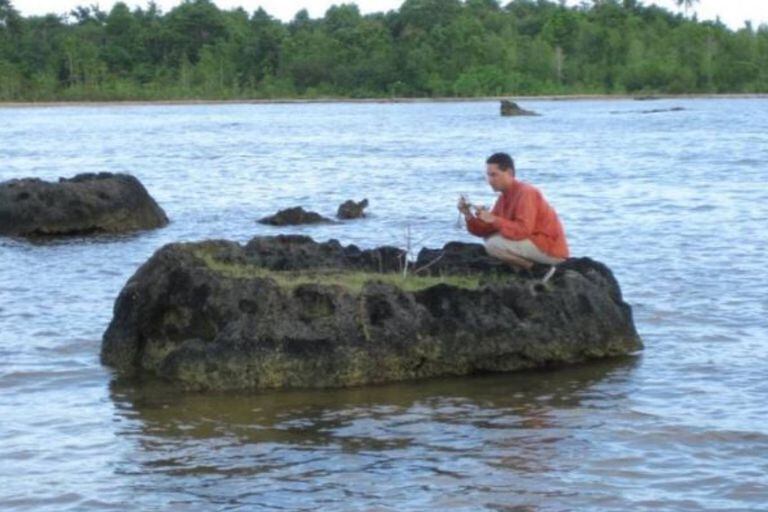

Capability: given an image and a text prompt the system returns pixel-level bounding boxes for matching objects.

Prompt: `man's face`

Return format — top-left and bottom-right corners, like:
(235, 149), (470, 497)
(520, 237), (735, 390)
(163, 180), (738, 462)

(486, 164), (510, 192)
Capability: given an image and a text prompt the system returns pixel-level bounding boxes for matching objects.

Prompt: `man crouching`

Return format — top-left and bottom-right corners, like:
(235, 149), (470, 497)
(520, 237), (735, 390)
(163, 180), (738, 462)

(459, 152), (569, 276)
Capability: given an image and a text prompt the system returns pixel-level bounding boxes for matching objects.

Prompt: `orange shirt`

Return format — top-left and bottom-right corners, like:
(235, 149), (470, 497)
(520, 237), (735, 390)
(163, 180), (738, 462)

(467, 180), (570, 259)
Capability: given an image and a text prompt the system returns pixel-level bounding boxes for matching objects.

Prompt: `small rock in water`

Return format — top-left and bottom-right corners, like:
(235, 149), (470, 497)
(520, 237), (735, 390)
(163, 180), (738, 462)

(640, 107), (685, 114)
(500, 100), (539, 117)
(258, 206), (332, 226)
(337, 199), (369, 220)
(610, 106), (686, 115)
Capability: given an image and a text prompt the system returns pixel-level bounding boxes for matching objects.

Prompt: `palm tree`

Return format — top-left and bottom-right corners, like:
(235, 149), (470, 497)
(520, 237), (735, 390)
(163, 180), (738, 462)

(676, 0), (700, 17)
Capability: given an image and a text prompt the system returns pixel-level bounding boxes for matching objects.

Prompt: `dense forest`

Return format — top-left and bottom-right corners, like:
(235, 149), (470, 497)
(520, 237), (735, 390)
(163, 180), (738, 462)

(0, 0), (766, 101)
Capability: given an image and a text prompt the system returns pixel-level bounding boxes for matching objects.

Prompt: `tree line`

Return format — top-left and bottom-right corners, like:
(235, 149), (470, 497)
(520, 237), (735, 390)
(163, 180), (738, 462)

(0, 0), (766, 101)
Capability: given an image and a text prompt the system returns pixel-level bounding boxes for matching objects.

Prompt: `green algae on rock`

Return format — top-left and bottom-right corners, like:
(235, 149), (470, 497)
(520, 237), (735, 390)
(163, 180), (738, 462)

(101, 235), (642, 390)
(192, 246), (483, 292)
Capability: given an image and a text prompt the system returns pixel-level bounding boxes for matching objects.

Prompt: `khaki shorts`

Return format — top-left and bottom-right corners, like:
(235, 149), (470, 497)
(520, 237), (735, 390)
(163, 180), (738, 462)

(484, 234), (564, 265)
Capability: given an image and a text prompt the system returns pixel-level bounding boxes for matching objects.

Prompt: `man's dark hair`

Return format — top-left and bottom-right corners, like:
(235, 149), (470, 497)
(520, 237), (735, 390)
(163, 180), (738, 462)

(486, 152), (515, 172)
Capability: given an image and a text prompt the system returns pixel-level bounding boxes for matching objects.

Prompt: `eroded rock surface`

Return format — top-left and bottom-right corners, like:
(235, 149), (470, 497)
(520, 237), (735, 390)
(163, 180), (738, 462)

(258, 207), (332, 226)
(0, 173), (168, 237)
(101, 235), (642, 390)
(337, 199), (369, 220)
(500, 100), (539, 116)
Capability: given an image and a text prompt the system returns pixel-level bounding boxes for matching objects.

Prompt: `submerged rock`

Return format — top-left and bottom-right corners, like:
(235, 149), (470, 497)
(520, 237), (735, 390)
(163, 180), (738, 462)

(337, 198), (369, 220)
(101, 235), (642, 391)
(0, 172), (168, 237)
(640, 107), (685, 114)
(258, 206), (332, 226)
(500, 100), (539, 117)
(611, 107), (686, 115)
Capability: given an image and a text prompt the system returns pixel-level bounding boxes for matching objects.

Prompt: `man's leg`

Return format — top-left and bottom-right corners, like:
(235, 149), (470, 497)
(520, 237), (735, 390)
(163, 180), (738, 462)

(484, 235), (535, 270)
(484, 235), (564, 275)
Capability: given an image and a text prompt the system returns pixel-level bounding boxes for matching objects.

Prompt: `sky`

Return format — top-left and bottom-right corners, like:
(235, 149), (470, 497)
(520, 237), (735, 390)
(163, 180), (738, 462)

(8, 0), (768, 30)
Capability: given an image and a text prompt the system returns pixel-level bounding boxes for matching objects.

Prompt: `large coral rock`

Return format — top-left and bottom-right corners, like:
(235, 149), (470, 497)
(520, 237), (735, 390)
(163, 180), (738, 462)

(101, 235), (642, 390)
(0, 172), (168, 237)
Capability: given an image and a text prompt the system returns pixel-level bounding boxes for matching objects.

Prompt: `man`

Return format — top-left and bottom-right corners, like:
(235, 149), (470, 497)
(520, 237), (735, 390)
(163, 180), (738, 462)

(458, 152), (569, 276)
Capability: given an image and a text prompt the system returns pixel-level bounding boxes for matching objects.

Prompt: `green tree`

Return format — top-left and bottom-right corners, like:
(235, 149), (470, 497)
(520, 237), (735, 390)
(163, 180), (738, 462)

(164, 0), (226, 64)
(0, 0), (765, 100)
(543, 7), (578, 83)
(675, 0), (699, 17)
(103, 3), (139, 75)
(238, 7), (285, 87)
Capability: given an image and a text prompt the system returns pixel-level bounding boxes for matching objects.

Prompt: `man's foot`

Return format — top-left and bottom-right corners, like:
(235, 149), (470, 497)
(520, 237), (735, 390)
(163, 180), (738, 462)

(540, 265), (557, 285)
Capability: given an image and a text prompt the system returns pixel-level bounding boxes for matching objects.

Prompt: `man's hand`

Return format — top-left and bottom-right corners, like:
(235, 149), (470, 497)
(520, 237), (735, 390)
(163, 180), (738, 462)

(476, 207), (495, 224)
(457, 195), (472, 216)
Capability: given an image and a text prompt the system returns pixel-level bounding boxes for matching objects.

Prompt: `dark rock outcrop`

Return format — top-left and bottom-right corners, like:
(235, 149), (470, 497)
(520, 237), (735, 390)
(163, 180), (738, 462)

(640, 107), (685, 114)
(415, 241), (514, 275)
(337, 199), (369, 220)
(101, 235), (642, 391)
(611, 107), (686, 115)
(258, 207), (332, 226)
(0, 173), (168, 237)
(241, 235), (404, 272)
(500, 100), (539, 117)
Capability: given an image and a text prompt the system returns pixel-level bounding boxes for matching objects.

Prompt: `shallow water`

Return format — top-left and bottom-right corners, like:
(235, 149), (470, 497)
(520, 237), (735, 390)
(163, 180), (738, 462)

(1, 99), (767, 511)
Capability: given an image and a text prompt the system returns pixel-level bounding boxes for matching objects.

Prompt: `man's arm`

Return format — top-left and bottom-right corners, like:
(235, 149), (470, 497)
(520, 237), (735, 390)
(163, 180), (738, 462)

(467, 215), (497, 237)
(488, 189), (537, 240)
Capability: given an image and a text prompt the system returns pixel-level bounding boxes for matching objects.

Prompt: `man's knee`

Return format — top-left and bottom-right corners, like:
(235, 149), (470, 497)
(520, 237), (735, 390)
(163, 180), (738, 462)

(484, 235), (506, 258)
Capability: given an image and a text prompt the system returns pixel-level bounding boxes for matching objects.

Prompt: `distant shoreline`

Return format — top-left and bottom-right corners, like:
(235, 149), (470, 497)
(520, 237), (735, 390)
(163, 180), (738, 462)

(1, 93), (767, 109)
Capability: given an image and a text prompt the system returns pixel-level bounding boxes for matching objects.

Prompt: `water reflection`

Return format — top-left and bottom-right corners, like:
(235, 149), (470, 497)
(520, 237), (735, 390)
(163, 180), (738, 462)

(107, 358), (639, 510)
